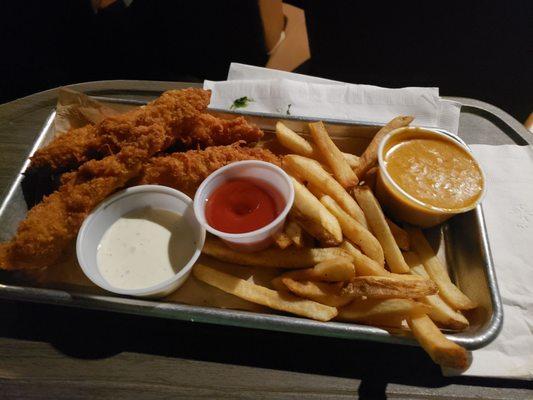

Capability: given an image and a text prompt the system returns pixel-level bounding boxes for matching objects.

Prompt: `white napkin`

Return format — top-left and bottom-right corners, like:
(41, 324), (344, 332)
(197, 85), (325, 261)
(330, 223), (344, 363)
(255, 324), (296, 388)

(204, 63), (461, 134)
(444, 144), (533, 380)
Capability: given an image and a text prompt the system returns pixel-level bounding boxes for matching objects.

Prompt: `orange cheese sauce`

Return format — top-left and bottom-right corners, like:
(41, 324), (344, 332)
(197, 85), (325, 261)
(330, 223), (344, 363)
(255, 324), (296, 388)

(384, 138), (483, 210)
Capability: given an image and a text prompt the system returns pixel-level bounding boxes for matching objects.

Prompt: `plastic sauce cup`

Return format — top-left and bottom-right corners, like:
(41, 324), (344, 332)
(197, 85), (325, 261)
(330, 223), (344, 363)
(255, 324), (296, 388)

(376, 127), (486, 228)
(76, 185), (205, 298)
(193, 160), (294, 252)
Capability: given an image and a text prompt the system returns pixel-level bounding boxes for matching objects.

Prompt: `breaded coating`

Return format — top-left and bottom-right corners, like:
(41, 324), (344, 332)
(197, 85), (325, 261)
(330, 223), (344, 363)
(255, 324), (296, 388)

(138, 142), (280, 197)
(29, 89), (263, 171)
(0, 148), (147, 270)
(30, 89), (212, 171)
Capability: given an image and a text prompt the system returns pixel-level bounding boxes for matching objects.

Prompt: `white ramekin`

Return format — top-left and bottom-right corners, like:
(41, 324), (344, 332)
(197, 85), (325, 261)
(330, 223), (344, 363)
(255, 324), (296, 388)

(76, 185), (205, 298)
(193, 160), (294, 252)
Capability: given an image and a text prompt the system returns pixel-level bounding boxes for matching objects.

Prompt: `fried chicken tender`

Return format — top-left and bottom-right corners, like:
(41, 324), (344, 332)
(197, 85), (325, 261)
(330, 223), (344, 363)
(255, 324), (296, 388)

(137, 142), (280, 197)
(0, 148), (147, 270)
(30, 89), (263, 171)
(23, 89), (263, 207)
(30, 89), (211, 171)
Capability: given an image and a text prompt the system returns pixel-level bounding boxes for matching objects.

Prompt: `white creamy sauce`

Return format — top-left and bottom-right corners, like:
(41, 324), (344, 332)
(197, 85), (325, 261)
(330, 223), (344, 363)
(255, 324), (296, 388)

(97, 208), (196, 290)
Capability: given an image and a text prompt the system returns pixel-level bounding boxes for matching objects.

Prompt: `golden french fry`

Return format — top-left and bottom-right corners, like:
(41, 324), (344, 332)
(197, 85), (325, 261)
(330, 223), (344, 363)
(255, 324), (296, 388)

(271, 276), (288, 292)
(408, 314), (468, 369)
(281, 257), (356, 282)
(353, 186), (410, 273)
(341, 275), (437, 299)
(281, 277), (352, 307)
(275, 121), (315, 157)
(290, 177), (342, 246)
(312, 257), (356, 281)
(273, 231), (292, 249)
(275, 122), (360, 168)
(194, 264), (338, 322)
(309, 121), (358, 188)
(354, 115), (414, 179)
(203, 236), (350, 269)
(404, 251), (469, 331)
(282, 155), (368, 227)
(306, 183), (326, 199)
(321, 195), (384, 265)
(406, 227), (476, 310)
(337, 298), (431, 323)
(386, 217), (410, 251)
(284, 219), (305, 248)
(342, 152), (360, 169)
(340, 241), (389, 276)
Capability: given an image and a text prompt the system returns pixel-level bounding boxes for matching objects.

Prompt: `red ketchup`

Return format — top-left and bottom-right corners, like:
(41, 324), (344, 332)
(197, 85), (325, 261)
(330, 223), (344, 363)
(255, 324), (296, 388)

(205, 179), (280, 234)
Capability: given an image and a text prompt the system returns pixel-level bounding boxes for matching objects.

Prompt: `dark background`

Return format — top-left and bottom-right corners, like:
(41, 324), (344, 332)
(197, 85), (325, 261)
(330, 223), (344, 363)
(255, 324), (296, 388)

(0, 1), (531, 121)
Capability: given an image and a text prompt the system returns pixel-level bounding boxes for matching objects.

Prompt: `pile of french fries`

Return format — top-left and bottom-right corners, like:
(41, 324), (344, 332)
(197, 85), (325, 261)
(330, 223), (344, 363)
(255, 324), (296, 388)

(194, 117), (476, 369)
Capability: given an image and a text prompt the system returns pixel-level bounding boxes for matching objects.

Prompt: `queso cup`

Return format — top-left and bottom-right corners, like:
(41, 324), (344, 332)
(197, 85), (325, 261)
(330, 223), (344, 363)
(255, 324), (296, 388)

(193, 161), (294, 252)
(375, 127), (486, 228)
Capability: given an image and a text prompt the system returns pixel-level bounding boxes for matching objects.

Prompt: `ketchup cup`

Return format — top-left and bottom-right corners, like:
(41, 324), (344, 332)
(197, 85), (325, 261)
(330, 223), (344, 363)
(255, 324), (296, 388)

(193, 161), (294, 252)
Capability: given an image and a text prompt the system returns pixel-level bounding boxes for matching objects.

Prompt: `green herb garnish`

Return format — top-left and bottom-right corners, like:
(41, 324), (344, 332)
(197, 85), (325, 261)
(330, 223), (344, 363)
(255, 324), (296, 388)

(286, 103), (292, 115)
(230, 96), (254, 110)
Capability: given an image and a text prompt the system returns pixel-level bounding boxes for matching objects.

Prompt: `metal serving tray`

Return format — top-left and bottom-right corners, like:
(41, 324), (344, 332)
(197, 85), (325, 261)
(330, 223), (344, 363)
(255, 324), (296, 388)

(2, 86), (527, 350)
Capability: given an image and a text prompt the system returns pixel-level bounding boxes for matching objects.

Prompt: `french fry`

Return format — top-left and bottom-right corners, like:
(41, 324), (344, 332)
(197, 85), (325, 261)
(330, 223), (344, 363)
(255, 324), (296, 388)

(281, 277), (352, 307)
(321, 195), (385, 265)
(406, 227), (476, 310)
(194, 264), (338, 321)
(342, 152), (360, 169)
(337, 298), (431, 323)
(275, 122), (360, 168)
(340, 241), (389, 276)
(281, 257), (356, 282)
(203, 236), (351, 268)
(284, 219), (305, 248)
(306, 183), (326, 200)
(275, 121), (315, 157)
(408, 314), (468, 369)
(312, 257), (356, 281)
(271, 276), (288, 292)
(353, 186), (410, 273)
(273, 231), (292, 249)
(386, 217), (410, 251)
(404, 251), (469, 330)
(282, 155), (368, 227)
(290, 177), (342, 246)
(341, 275), (437, 299)
(354, 115), (414, 179)
(309, 121), (358, 188)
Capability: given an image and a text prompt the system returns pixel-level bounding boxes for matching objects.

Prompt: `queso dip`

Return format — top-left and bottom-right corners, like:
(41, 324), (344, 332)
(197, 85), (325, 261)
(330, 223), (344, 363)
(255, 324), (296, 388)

(384, 137), (483, 210)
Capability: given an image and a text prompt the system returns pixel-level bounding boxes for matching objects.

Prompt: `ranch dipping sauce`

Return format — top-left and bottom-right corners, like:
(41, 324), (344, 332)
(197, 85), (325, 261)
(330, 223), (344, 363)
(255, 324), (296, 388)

(97, 207), (197, 290)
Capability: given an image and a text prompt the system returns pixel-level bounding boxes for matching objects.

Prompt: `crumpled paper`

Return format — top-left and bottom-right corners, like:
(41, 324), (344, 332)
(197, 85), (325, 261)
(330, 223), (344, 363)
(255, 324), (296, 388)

(54, 88), (122, 134)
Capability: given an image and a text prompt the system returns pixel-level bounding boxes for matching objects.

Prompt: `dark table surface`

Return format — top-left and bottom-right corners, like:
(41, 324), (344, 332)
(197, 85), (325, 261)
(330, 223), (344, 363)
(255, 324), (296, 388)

(0, 81), (531, 400)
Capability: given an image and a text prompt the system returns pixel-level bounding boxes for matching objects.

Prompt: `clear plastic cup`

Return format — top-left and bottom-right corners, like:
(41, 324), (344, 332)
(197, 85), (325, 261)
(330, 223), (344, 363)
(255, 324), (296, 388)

(376, 127), (486, 227)
(193, 160), (294, 252)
